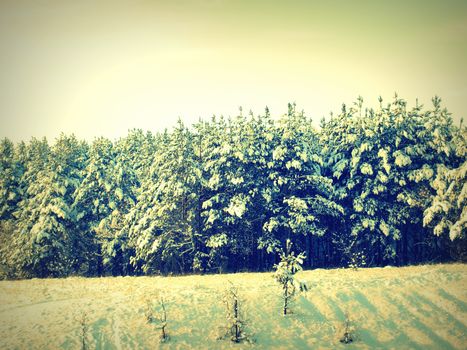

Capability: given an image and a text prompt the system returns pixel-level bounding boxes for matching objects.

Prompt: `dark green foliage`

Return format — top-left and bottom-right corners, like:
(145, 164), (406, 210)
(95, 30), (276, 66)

(0, 96), (464, 278)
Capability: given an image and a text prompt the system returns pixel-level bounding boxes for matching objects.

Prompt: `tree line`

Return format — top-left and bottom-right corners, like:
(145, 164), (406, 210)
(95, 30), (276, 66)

(0, 95), (465, 278)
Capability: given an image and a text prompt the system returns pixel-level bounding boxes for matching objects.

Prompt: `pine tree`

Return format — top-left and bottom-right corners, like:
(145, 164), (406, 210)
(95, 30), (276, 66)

(424, 161), (467, 241)
(11, 135), (86, 277)
(129, 120), (204, 273)
(261, 104), (343, 264)
(273, 239), (306, 315)
(73, 137), (138, 276)
(0, 139), (24, 221)
(321, 96), (460, 265)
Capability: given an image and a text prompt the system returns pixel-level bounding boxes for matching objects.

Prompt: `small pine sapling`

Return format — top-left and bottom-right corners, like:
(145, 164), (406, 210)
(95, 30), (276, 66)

(339, 312), (354, 344)
(273, 239), (306, 315)
(146, 297), (169, 342)
(79, 311), (89, 350)
(221, 283), (248, 343)
(145, 298), (153, 322)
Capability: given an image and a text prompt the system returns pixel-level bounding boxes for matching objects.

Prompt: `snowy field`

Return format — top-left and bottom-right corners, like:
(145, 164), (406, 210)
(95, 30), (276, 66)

(0, 264), (466, 349)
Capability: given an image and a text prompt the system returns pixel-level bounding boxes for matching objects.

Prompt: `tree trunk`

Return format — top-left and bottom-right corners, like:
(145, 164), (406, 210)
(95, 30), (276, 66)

(306, 235), (311, 268)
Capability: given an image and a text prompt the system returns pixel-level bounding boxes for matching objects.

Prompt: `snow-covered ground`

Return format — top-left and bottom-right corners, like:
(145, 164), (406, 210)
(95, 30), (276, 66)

(0, 264), (466, 349)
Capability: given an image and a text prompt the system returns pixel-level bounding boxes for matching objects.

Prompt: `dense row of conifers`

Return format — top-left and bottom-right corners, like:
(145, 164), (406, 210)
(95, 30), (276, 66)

(0, 95), (465, 278)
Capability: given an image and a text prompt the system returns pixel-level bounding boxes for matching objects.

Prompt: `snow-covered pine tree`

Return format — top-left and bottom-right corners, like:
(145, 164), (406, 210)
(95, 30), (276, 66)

(423, 118), (466, 243)
(261, 103), (343, 265)
(0, 139), (26, 277)
(11, 135), (86, 277)
(73, 137), (138, 276)
(273, 239), (306, 315)
(0, 139), (23, 221)
(129, 120), (204, 273)
(424, 161), (466, 241)
(119, 129), (157, 183)
(321, 95), (460, 266)
(199, 110), (275, 272)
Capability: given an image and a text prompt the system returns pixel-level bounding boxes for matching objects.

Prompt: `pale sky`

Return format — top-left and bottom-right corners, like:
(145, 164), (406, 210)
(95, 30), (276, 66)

(1, 0), (466, 142)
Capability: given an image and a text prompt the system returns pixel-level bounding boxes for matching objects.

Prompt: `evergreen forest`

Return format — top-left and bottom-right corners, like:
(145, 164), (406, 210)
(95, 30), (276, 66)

(0, 96), (465, 278)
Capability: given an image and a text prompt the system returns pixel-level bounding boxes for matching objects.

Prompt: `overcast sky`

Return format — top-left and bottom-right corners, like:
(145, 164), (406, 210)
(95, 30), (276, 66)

(1, 0), (466, 142)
